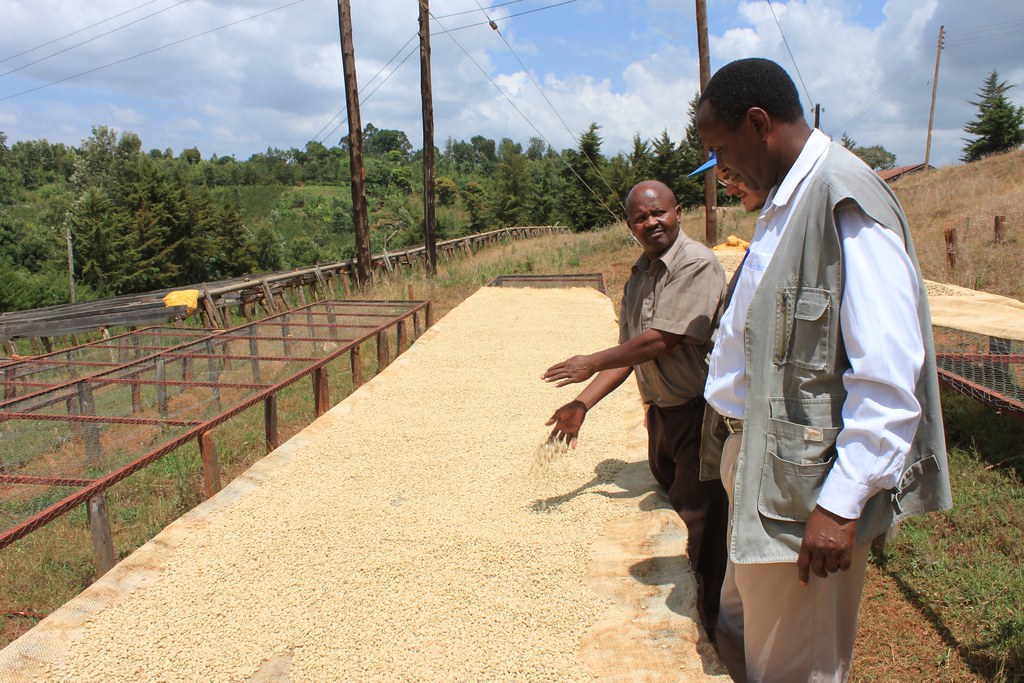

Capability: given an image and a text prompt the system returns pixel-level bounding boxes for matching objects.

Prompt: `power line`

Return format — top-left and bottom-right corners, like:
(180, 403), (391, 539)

(1, 0), (196, 79)
(311, 32), (419, 144)
(434, 0), (531, 21)
(826, 45), (933, 135)
(435, 0), (578, 35)
(428, 8), (622, 225)
(469, 0), (623, 213)
(0, 0), (307, 103)
(0, 0), (167, 64)
(765, 0), (813, 108)
(318, 38), (421, 145)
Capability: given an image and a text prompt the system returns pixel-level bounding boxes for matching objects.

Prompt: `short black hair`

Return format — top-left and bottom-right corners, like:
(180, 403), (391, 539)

(699, 58), (805, 130)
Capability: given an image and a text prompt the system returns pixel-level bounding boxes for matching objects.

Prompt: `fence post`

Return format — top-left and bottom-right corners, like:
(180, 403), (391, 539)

(199, 431), (222, 498)
(351, 345), (364, 389)
(994, 215), (1005, 243)
(944, 225), (957, 269)
(264, 395), (279, 453)
(88, 491), (116, 578)
(313, 367), (330, 416)
(377, 331), (390, 373)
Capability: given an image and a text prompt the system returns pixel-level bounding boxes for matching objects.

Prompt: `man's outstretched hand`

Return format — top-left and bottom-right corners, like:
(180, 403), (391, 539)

(797, 505), (858, 586)
(542, 355), (598, 387)
(545, 400), (587, 449)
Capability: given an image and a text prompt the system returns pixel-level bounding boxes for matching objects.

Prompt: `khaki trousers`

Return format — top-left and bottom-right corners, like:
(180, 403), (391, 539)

(716, 433), (871, 683)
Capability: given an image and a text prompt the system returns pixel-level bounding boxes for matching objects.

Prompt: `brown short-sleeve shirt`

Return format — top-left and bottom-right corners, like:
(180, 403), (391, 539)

(619, 231), (727, 407)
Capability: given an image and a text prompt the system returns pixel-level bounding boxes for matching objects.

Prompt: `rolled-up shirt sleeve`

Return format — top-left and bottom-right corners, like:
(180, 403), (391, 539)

(816, 203), (925, 520)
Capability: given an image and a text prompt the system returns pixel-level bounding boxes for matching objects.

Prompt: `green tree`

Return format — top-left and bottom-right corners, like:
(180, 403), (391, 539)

(560, 123), (615, 231)
(853, 145), (896, 170)
(492, 138), (528, 227)
(434, 175), (458, 206)
(962, 69), (1024, 162)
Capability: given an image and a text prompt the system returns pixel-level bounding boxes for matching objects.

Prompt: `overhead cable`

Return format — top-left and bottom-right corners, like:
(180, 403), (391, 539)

(429, 7), (623, 225)
(0, 0), (196, 79)
(0, 0), (307, 102)
(765, 0), (814, 108)
(1, 0), (167, 64)
(470, 0), (624, 213)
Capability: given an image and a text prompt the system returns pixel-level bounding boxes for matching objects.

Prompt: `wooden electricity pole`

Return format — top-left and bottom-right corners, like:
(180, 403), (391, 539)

(419, 0), (437, 275)
(337, 0), (371, 286)
(695, 0), (718, 246)
(924, 25), (944, 171)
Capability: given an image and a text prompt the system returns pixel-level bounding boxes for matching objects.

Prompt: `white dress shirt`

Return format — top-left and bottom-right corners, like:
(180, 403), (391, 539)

(704, 129), (925, 519)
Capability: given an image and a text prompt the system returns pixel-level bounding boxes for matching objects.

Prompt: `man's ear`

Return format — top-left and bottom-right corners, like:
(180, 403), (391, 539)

(747, 107), (772, 141)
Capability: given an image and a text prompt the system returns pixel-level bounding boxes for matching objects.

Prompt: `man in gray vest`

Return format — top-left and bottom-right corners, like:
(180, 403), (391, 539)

(694, 58), (951, 682)
(543, 179), (729, 640)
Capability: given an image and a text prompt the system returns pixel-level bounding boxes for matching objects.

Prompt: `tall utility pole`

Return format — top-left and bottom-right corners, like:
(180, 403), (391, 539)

(695, 0), (717, 246)
(924, 25), (945, 170)
(419, 0), (437, 275)
(337, 0), (371, 286)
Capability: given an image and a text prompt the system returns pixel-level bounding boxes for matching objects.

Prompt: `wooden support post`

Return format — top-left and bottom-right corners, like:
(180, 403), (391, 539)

(200, 284), (222, 329)
(199, 431), (222, 498)
(131, 372), (141, 414)
(313, 366), (330, 416)
(206, 339), (221, 408)
(413, 310), (422, 338)
(264, 395), (279, 452)
(297, 284), (308, 307)
(78, 383), (101, 459)
(182, 356), (193, 384)
(351, 345), (363, 389)
(88, 491), (116, 579)
(242, 302), (255, 323)
(397, 320), (407, 354)
(376, 330), (390, 373)
(407, 284), (415, 300)
(281, 318), (292, 355)
(944, 225), (958, 269)
(425, 302), (433, 330)
(3, 366), (17, 401)
(248, 327), (261, 383)
(994, 215), (1005, 243)
(155, 358), (169, 419)
(261, 279), (278, 313)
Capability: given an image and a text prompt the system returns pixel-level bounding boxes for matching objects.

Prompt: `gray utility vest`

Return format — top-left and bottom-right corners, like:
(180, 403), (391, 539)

(699, 142), (952, 564)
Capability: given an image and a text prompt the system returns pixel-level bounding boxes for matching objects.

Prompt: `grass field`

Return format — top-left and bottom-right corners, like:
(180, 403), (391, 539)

(3, 149), (1024, 680)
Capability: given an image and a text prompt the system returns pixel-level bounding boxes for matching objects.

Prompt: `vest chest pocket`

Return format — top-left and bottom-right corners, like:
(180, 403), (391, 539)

(757, 417), (840, 522)
(773, 287), (832, 371)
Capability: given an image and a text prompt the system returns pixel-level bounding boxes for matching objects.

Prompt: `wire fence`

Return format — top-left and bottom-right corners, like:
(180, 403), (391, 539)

(0, 299), (430, 555)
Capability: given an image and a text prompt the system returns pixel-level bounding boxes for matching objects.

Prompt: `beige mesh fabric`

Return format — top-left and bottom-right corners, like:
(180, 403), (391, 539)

(0, 287), (727, 682)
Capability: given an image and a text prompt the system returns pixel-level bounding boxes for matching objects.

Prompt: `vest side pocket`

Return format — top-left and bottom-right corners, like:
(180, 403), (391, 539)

(757, 417), (839, 522)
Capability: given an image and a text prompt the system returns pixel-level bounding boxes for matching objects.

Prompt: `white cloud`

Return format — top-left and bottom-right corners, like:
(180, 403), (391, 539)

(1, 0), (1020, 168)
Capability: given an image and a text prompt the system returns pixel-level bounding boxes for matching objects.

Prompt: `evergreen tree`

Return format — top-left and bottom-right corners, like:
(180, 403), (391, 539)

(679, 92), (709, 209)
(560, 123), (615, 230)
(492, 138), (528, 227)
(962, 69), (1024, 162)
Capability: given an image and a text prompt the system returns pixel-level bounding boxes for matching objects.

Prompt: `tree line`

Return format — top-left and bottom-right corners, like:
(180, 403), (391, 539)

(4, 68), (1019, 314)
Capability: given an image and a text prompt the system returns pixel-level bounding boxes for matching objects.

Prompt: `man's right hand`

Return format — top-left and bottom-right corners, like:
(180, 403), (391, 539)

(545, 400), (588, 449)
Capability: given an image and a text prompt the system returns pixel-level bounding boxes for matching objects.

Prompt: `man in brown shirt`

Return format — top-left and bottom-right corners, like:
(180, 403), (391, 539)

(543, 179), (729, 637)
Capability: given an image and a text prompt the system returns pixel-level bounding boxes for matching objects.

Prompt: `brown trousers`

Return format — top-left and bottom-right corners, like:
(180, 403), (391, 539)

(646, 400), (729, 636)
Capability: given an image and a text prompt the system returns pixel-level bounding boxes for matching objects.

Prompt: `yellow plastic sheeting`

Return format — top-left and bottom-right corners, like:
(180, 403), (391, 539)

(712, 234), (750, 251)
(162, 289), (200, 315)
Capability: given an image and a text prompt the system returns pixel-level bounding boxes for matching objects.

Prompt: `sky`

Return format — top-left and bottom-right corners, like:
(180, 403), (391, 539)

(1, 0), (1022, 169)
